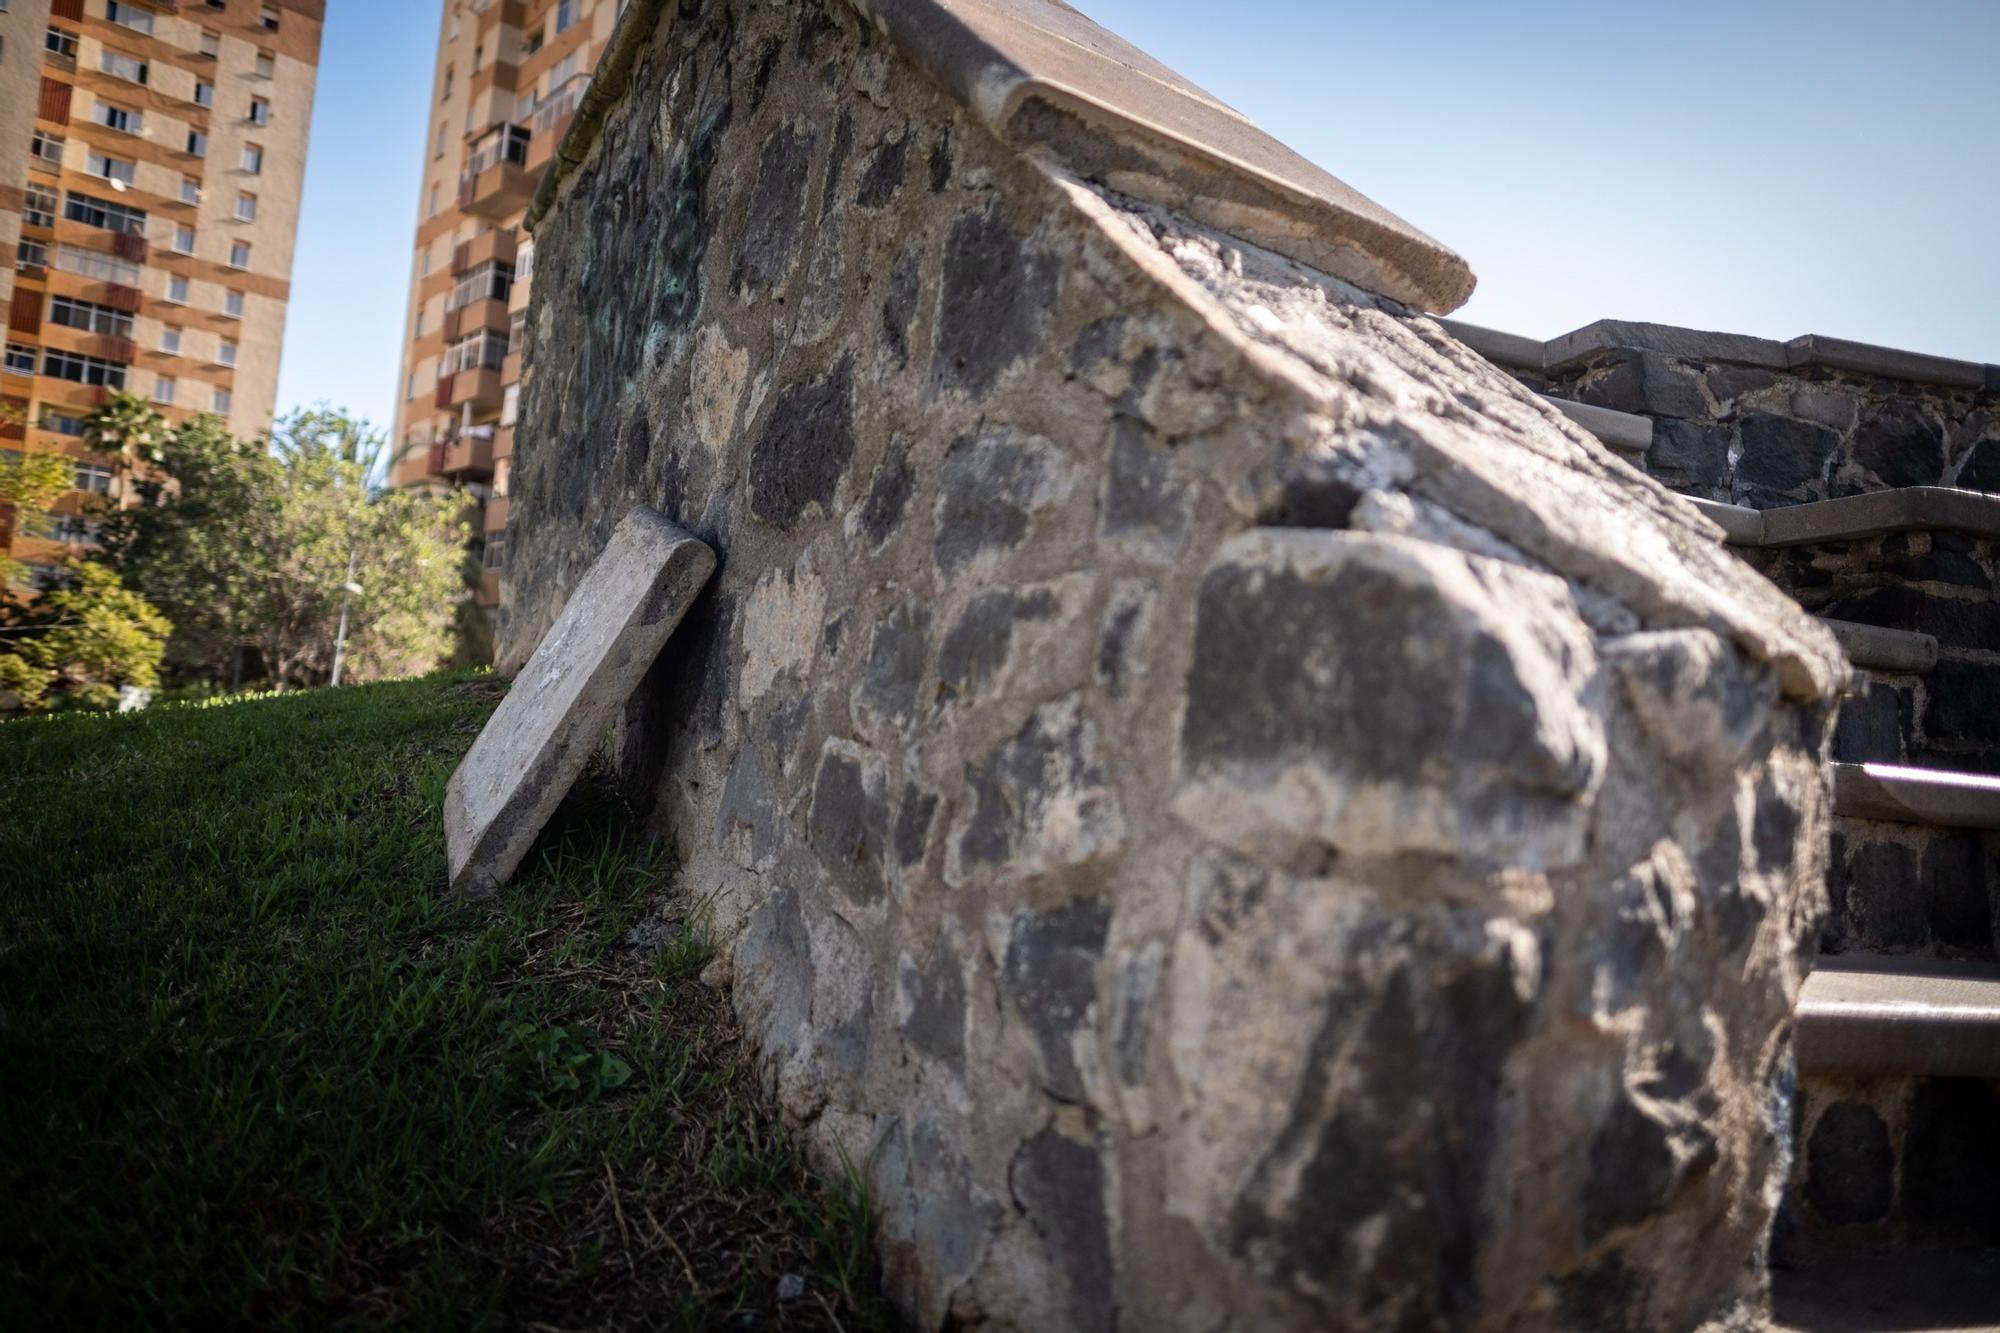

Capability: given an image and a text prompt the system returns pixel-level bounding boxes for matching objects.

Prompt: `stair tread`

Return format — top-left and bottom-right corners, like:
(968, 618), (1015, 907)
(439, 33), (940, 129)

(1796, 954), (2000, 1076)
(1833, 762), (2000, 831)
(1691, 487), (2000, 548)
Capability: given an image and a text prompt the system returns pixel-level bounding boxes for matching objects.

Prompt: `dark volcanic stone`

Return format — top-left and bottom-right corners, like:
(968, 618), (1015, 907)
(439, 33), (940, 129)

(1902, 1079), (2000, 1239)
(1010, 1130), (1115, 1333)
(900, 940), (966, 1068)
(857, 439), (914, 549)
(1583, 1099), (1682, 1241)
(933, 431), (1051, 575)
(1650, 418), (1730, 485)
(1837, 841), (1925, 952)
(750, 357), (855, 525)
(1256, 457), (1364, 529)
(1802, 1101), (1894, 1226)
(1922, 833), (1994, 956)
(1102, 418), (1185, 543)
(855, 132), (909, 207)
(927, 130), (951, 191)
(807, 750), (888, 906)
(933, 205), (1060, 396)
(1959, 438), (2000, 494)
(880, 251), (921, 367)
(939, 588), (1055, 696)
(734, 123), (815, 290)
(1583, 351), (1706, 419)
(818, 110), (854, 220)
(1833, 681), (1906, 764)
(856, 601), (930, 726)
(1737, 413), (1841, 493)
(1924, 661), (2000, 747)
(893, 780), (938, 868)
(1852, 401), (1947, 489)
(1002, 900), (1111, 1102)
(1095, 596), (1143, 696)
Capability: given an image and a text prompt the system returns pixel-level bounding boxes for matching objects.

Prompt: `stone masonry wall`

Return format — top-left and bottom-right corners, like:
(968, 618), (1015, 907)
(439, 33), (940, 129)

(506, 2), (1847, 1327)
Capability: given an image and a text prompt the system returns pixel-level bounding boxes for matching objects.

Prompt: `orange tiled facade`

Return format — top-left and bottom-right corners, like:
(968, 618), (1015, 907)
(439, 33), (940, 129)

(0, 0), (323, 594)
(389, 0), (623, 612)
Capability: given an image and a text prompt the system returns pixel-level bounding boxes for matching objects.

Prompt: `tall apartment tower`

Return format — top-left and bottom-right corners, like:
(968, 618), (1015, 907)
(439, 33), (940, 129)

(389, 0), (620, 612)
(0, 0), (323, 593)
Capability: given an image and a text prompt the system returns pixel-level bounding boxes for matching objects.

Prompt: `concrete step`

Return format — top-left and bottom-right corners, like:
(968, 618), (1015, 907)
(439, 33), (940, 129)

(1834, 763), (2000, 831)
(1538, 394), (1651, 454)
(1690, 488), (2000, 549)
(1818, 619), (1938, 674)
(1795, 954), (2000, 1077)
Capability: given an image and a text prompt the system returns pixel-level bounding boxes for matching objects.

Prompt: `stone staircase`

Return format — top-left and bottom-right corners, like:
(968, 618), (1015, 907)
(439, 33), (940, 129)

(1451, 318), (2000, 1324)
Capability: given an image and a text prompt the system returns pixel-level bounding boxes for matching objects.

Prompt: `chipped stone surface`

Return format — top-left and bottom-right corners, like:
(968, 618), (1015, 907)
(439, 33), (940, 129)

(447, 508), (714, 898)
(508, 2), (1845, 1327)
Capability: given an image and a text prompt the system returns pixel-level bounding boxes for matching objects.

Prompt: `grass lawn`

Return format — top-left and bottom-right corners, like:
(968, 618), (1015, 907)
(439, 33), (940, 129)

(0, 673), (892, 1331)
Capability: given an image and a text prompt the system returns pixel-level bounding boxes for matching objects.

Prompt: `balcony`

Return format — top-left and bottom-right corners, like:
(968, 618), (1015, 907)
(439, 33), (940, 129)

(448, 366), (505, 412)
(432, 374), (455, 411)
(494, 423), (514, 461)
(441, 426), (495, 479)
(454, 228), (518, 274)
(110, 232), (148, 263)
(86, 335), (138, 364)
(483, 494), (509, 533)
(445, 296), (510, 339)
(458, 126), (534, 220)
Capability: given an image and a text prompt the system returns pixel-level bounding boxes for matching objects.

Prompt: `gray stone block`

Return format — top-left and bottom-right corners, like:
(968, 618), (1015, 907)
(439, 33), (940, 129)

(1437, 319), (1545, 369)
(1544, 320), (1790, 372)
(445, 508), (715, 897)
(1759, 487), (2000, 548)
(1833, 762), (2000, 832)
(1818, 618), (1938, 674)
(1685, 497), (1764, 545)
(1786, 335), (1990, 391)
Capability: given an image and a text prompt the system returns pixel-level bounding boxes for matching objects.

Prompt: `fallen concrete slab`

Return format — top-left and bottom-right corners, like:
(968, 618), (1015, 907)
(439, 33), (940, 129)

(445, 507), (715, 898)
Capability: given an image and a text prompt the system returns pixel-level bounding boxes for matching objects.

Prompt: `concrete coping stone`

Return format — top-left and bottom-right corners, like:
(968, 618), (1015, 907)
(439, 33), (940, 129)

(1684, 497), (1765, 545)
(1442, 317), (1997, 390)
(1539, 394), (1651, 454)
(1833, 762), (2000, 832)
(1817, 619), (1939, 675)
(444, 507), (716, 898)
(530, 0), (1475, 312)
(1758, 487), (2000, 548)
(1796, 953), (2000, 1077)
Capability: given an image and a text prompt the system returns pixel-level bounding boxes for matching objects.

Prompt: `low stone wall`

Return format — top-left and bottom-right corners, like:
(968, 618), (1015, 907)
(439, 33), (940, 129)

(506, 1), (1846, 1326)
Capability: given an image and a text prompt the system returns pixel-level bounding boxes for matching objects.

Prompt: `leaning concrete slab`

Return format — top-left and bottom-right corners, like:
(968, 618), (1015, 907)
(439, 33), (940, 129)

(445, 508), (714, 898)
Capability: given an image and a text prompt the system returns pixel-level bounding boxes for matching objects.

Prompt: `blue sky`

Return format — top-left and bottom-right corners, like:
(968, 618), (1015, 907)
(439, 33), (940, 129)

(274, 0), (2000, 434)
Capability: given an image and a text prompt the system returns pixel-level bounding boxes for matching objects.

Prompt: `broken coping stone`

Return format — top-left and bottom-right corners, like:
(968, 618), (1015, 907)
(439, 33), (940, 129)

(445, 507), (716, 898)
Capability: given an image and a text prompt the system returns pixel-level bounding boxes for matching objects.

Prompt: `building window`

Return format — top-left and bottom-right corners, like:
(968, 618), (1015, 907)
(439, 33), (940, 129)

(29, 130), (63, 169)
(524, 26), (545, 56)
(241, 144), (263, 174)
(235, 193), (257, 221)
(260, 5), (278, 31)
(427, 184), (439, 218)
(106, 2), (155, 35)
(212, 387), (232, 413)
(443, 329), (509, 375)
(249, 98), (269, 126)
(500, 382), (519, 427)
(173, 225), (195, 253)
(160, 326), (182, 356)
(4, 344), (35, 375)
(217, 340), (237, 367)
(515, 240), (534, 282)
(435, 121), (447, 158)
(224, 290), (245, 318)
(254, 52), (274, 79)
(440, 65), (453, 101)
(194, 82), (213, 108)
(507, 309), (526, 354)
(86, 152), (135, 185)
(483, 537), (506, 569)
(25, 184), (56, 227)
(51, 515), (104, 547)
(187, 130), (209, 156)
(45, 27), (79, 62)
(41, 411), (84, 437)
(64, 191), (147, 235)
(54, 245), (140, 285)
(229, 241), (250, 268)
(556, 0), (577, 33)
(49, 295), (135, 338)
(181, 177), (200, 204)
(447, 261), (514, 311)
(100, 49), (148, 84)
(16, 240), (48, 272)
(74, 462), (114, 494)
(42, 350), (127, 389)
(92, 102), (141, 134)
(167, 275), (189, 303)
(199, 30), (220, 58)
(152, 375), (175, 405)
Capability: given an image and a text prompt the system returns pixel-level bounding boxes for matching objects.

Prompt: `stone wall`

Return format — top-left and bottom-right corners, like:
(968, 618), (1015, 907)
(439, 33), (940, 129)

(507, 1), (1846, 1326)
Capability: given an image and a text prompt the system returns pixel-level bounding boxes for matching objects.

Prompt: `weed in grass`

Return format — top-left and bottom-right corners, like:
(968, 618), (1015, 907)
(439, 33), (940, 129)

(0, 672), (894, 1331)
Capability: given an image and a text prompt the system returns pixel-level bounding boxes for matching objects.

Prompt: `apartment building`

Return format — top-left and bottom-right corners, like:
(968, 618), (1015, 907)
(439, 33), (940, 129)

(0, 0), (322, 594)
(389, 0), (623, 612)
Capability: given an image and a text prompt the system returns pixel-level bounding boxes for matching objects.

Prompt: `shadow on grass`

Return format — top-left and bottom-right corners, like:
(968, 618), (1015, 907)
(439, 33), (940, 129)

(0, 672), (894, 1332)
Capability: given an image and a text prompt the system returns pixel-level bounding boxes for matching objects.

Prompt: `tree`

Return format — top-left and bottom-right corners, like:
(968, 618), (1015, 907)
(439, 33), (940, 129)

(0, 561), (170, 711)
(83, 392), (171, 481)
(107, 408), (471, 690)
(0, 448), (77, 589)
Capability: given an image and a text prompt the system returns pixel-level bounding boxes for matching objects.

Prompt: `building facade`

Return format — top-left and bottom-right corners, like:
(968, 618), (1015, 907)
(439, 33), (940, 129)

(388, 0), (623, 612)
(0, 0), (323, 593)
